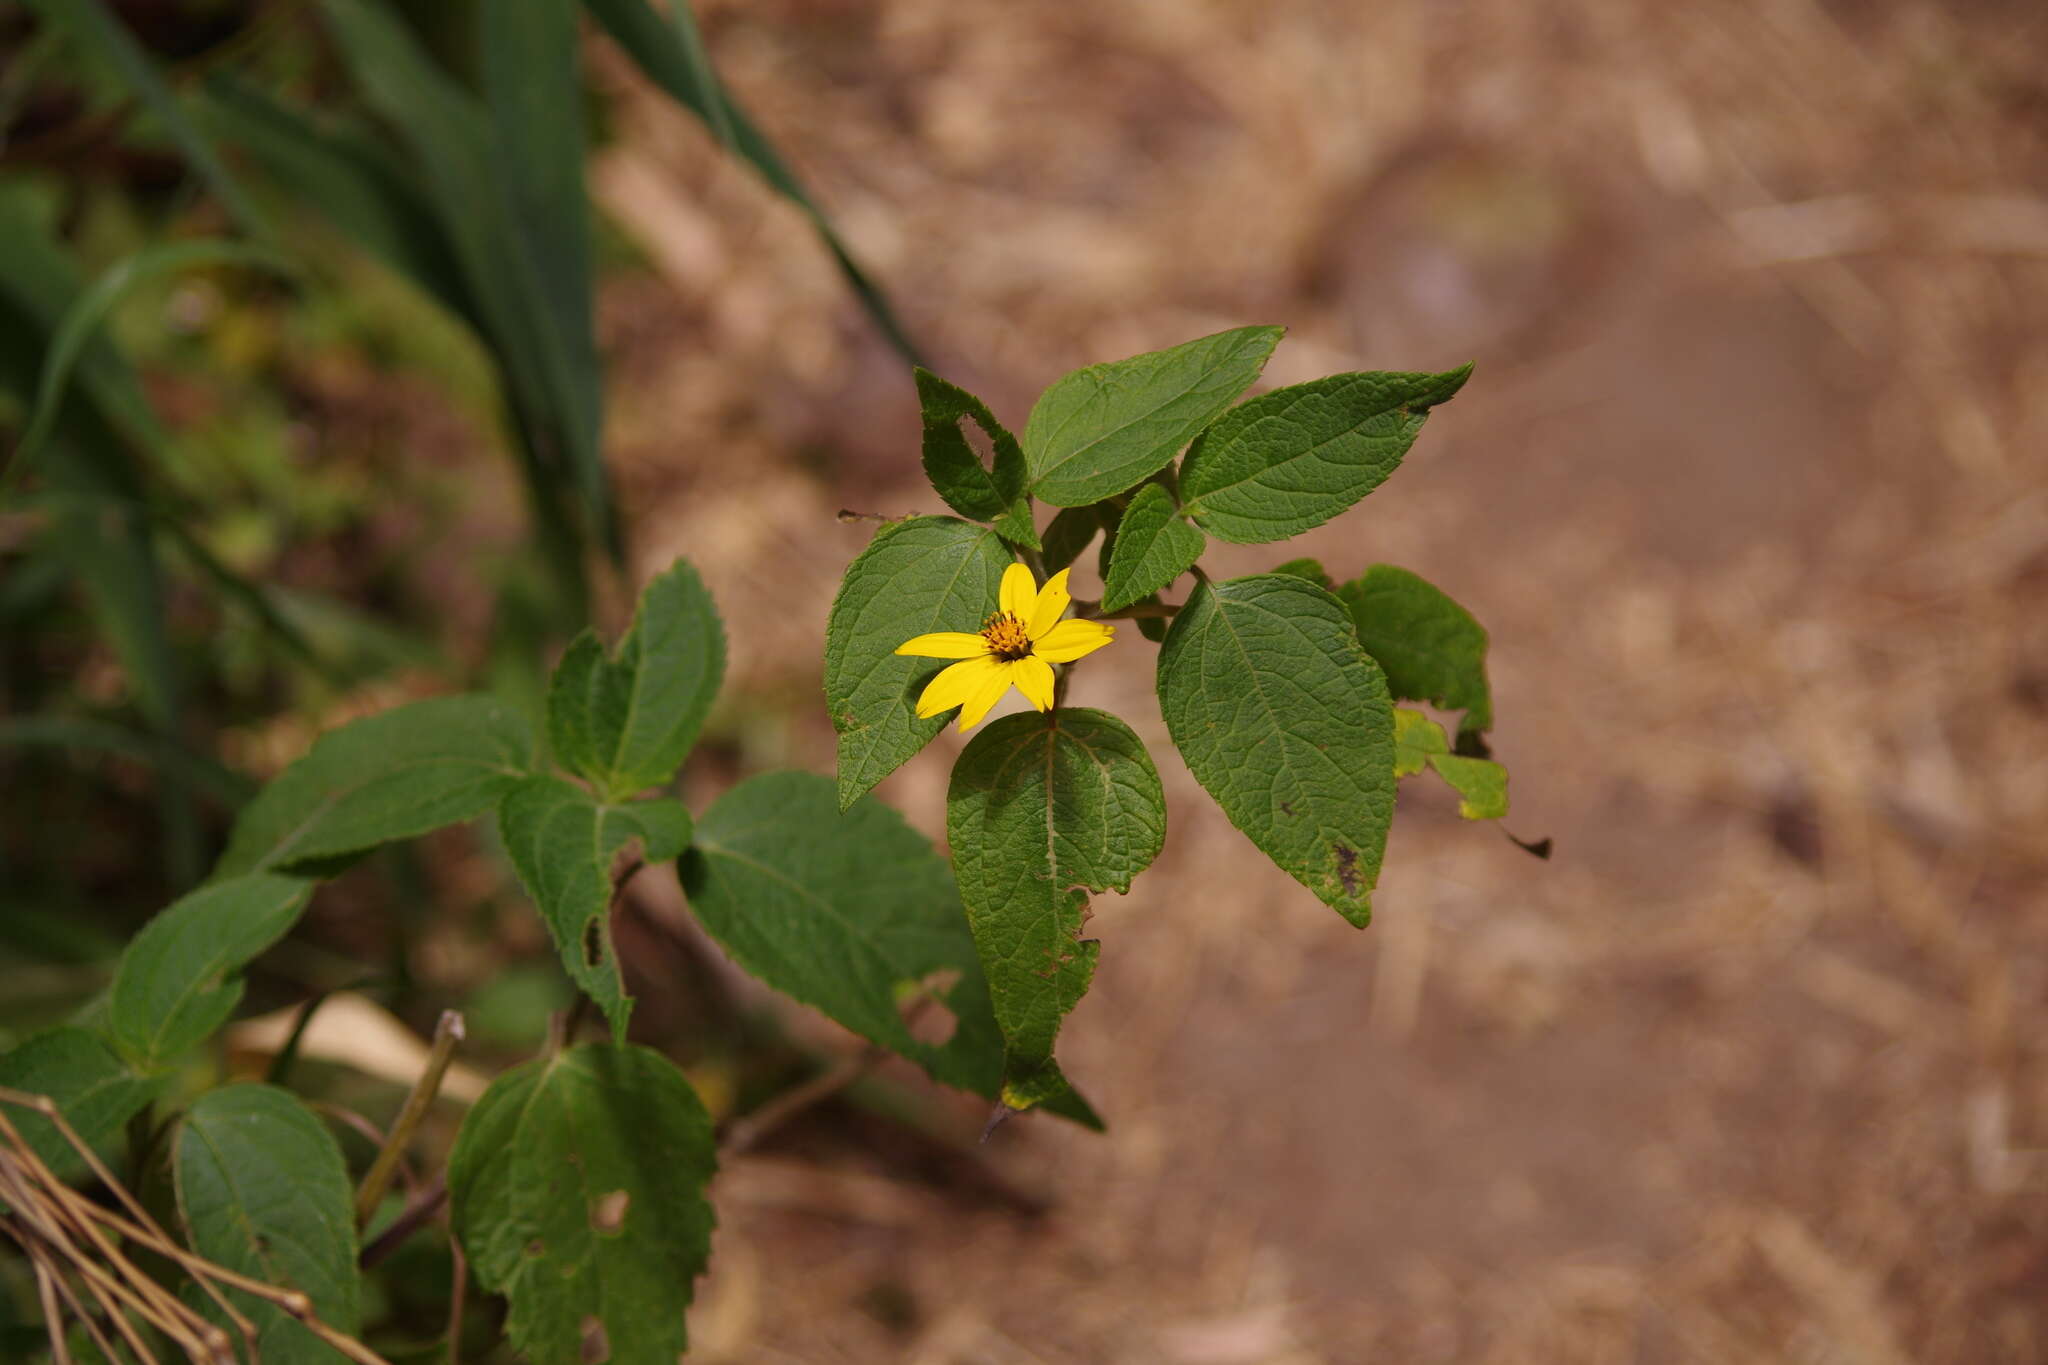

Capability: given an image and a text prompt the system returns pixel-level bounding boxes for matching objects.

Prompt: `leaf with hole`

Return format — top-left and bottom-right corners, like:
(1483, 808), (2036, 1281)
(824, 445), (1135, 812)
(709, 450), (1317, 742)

(1338, 563), (1493, 736)
(448, 1043), (716, 1365)
(547, 558), (726, 800)
(947, 709), (1162, 1113)
(914, 369), (1039, 548)
(1157, 575), (1395, 927)
(498, 777), (691, 1043)
(825, 516), (1011, 809)
(1023, 326), (1284, 507)
(1180, 366), (1471, 543)
(215, 695), (532, 879)
(174, 1085), (359, 1361)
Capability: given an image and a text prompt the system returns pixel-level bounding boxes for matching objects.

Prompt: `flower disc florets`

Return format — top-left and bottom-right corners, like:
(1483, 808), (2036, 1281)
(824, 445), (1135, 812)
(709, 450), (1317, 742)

(980, 611), (1034, 661)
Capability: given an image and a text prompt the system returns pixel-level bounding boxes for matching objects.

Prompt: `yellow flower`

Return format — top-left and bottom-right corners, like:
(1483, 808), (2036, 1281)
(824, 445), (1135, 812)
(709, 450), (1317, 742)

(895, 563), (1116, 730)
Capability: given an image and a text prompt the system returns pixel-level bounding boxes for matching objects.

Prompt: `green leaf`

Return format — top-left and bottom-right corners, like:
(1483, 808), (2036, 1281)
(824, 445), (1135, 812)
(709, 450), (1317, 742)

(1270, 557), (1333, 590)
(0, 1030), (159, 1184)
(1179, 365), (1471, 543)
(174, 1085), (359, 1361)
(1337, 563), (1493, 735)
(448, 1043), (716, 1364)
(913, 369), (1039, 549)
(0, 240), (295, 499)
(583, 0), (922, 366)
(26, 0), (267, 238)
(1023, 326), (1285, 507)
(947, 709), (1163, 1113)
(215, 695), (532, 879)
(1393, 708), (1509, 820)
(107, 874), (314, 1071)
(619, 796), (694, 862)
(545, 559), (726, 800)
(1101, 482), (1206, 612)
(1157, 575), (1395, 927)
(498, 777), (694, 1043)
(825, 516), (1011, 809)
(679, 771), (1009, 1101)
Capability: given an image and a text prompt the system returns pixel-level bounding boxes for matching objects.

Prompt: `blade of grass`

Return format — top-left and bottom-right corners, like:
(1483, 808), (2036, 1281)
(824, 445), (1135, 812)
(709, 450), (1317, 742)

(23, 0), (268, 239)
(317, 0), (610, 592)
(0, 240), (295, 501)
(480, 0), (611, 560)
(196, 74), (474, 320)
(582, 0), (923, 367)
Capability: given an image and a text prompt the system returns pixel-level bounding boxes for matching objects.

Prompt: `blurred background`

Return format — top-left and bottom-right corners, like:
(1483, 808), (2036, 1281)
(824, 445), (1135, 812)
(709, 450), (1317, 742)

(5, 0), (2047, 1360)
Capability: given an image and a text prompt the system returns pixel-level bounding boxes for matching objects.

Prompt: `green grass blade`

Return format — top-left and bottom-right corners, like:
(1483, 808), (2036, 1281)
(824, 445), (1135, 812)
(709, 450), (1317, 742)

(195, 74), (474, 319)
(0, 240), (295, 501)
(25, 0), (268, 238)
(480, 0), (611, 557)
(583, 0), (923, 366)
(318, 0), (612, 581)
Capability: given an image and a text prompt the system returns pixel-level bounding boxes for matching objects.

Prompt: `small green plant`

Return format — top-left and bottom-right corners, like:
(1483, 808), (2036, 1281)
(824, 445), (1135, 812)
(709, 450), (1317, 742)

(830, 326), (1506, 1116)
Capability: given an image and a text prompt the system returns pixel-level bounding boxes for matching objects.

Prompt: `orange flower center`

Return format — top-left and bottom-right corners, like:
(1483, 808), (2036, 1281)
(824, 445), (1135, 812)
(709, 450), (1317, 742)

(980, 611), (1034, 661)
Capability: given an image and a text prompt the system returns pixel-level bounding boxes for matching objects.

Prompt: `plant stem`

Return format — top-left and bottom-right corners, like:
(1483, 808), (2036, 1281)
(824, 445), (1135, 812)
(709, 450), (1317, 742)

(354, 1011), (464, 1230)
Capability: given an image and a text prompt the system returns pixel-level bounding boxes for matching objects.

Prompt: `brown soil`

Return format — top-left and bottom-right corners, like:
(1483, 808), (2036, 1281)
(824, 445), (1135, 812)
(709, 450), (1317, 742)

(580, 1), (2048, 1359)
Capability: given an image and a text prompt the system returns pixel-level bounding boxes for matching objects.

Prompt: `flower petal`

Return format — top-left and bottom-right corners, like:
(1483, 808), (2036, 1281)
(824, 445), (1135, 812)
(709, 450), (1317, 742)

(1032, 618), (1116, 663)
(1027, 568), (1072, 640)
(999, 561), (1037, 619)
(916, 656), (1003, 718)
(956, 661), (1018, 730)
(895, 631), (990, 659)
(1012, 655), (1056, 711)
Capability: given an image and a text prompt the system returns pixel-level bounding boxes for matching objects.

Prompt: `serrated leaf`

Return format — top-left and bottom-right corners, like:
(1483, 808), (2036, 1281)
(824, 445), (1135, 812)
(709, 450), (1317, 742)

(947, 710), (1163, 1112)
(1023, 326), (1284, 507)
(107, 874), (314, 1070)
(679, 771), (1009, 1101)
(0, 1030), (160, 1184)
(499, 778), (691, 1042)
(1393, 709), (1508, 820)
(1338, 563), (1493, 735)
(1270, 557), (1333, 590)
(914, 369), (1039, 549)
(825, 517), (1012, 809)
(174, 1085), (359, 1361)
(214, 696), (531, 879)
(448, 1043), (716, 1364)
(1039, 504), (1103, 575)
(1180, 366), (1471, 543)
(545, 559), (725, 800)
(1101, 482), (1206, 612)
(1157, 575), (1395, 927)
